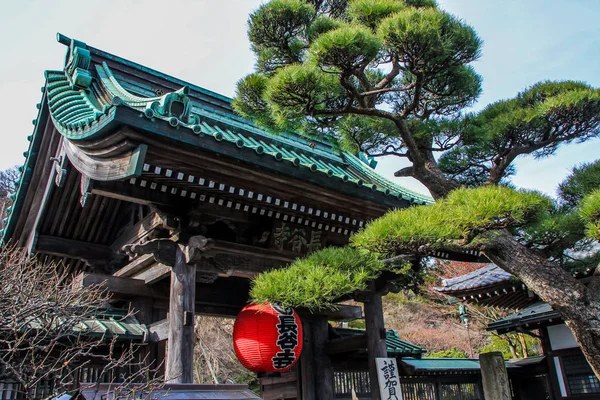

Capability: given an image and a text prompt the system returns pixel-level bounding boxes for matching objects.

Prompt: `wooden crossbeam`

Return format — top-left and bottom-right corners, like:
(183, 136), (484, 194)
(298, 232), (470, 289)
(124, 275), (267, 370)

(147, 319), (169, 342)
(134, 263), (171, 284)
(73, 272), (161, 298)
(35, 235), (113, 264)
(113, 254), (154, 278)
(110, 211), (178, 253)
(325, 335), (368, 355)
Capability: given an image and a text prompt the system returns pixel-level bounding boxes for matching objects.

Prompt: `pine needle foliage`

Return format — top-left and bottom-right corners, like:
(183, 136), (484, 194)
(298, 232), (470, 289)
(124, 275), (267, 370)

(351, 186), (552, 255)
(250, 247), (389, 309)
(559, 161), (600, 208)
(579, 190), (600, 241)
(347, 0), (407, 30)
(250, 186), (549, 308)
(310, 24), (381, 70)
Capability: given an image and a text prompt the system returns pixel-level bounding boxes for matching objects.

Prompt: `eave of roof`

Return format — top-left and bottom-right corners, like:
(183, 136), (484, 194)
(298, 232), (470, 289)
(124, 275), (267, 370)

(487, 302), (561, 333)
(12, 308), (146, 341)
(435, 264), (515, 294)
(401, 357), (520, 372)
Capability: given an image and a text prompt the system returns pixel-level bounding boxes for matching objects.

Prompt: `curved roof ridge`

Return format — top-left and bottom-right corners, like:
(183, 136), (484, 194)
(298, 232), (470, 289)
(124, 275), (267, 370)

(436, 264), (513, 292)
(343, 153), (433, 204)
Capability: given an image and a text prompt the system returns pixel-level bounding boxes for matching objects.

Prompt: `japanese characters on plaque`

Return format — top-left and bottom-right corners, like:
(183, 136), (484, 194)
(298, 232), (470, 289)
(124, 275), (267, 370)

(271, 221), (323, 254)
(375, 358), (402, 400)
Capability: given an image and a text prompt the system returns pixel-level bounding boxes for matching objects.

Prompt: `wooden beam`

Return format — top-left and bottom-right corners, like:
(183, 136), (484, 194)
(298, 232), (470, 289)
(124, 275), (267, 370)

(134, 263), (171, 284)
(209, 240), (294, 264)
(93, 180), (190, 207)
(148, 319), (169, 342)
(35, 235), (113, 264)
(74, 272), (160, 298)
(300, 317), (334, 399)
(113, 254), (154, 277)
(297, 305), (362, 322)
(111, 211), (178, 253)
(325, 335), (367, 355)
(364, 286), (387, 400)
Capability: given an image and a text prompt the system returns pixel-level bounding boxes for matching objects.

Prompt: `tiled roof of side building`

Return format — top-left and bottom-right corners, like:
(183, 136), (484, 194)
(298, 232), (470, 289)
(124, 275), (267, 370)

(487, 302), (560, 333)
(435, 264), (513, 293)
(334, 328), (427, 356)
(400, 357), (520, 372)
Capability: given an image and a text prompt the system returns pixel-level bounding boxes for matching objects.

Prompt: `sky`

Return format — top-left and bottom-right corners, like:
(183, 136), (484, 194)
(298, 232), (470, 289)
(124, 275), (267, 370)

(0, 0), (599, 198)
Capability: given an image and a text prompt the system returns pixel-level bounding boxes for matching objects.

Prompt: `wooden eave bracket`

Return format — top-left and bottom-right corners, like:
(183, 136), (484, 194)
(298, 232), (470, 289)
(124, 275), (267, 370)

(123, 235), (215, 268)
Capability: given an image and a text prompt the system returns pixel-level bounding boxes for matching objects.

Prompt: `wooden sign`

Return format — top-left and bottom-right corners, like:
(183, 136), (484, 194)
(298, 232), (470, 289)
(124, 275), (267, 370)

(375, 358), (402, 400)
(271, 221), (323, 254)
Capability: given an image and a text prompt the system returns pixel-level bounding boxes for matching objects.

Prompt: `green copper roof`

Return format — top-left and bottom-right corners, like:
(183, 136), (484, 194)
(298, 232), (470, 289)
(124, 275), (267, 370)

(401, 357), (519, 371)
(45, 70), (116, 139)
(335, 328), (427, 356)
(15, 308), (146, 341)
(1, 34), (434, 244)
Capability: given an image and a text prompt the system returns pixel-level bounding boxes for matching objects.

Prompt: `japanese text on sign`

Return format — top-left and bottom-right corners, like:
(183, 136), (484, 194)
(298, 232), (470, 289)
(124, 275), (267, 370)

(271, 303), (300, 370)
(375, 358), (402, 400)
(272, 222), (322, 254)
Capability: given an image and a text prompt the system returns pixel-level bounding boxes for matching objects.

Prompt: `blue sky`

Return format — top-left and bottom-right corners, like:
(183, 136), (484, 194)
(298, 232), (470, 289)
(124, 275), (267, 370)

(0, 0), (598, 197)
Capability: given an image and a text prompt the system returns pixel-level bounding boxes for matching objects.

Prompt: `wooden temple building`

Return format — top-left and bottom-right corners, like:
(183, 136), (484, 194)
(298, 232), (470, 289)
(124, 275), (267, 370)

(437, 264), (600, 399)
(1, 33), (437, 399)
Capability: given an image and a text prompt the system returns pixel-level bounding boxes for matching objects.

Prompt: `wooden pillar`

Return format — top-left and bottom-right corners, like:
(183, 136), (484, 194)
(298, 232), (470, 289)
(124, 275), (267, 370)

(123, 236), (213, 384)
(364, 287), (386, 400)
(165, 247), (196, 383)
(300, 317), (334, 400)
(130, 297), (161, 374)
(479, 352), (511, 400)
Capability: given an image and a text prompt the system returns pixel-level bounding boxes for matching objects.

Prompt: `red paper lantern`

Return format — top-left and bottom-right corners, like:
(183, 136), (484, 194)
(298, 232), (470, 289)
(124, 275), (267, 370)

(233, 303), (303, 373)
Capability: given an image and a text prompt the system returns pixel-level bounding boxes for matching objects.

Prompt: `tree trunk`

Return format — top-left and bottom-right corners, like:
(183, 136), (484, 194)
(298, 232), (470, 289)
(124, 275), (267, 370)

(481, 229), (600, 379)
(393, 121), (459, 200)
(518, 333), (529, 358)
(505, 337), (518, 359)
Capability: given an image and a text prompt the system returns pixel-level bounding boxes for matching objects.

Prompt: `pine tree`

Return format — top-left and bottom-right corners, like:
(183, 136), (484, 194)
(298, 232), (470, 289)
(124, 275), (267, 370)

(235, 0), (600, 377)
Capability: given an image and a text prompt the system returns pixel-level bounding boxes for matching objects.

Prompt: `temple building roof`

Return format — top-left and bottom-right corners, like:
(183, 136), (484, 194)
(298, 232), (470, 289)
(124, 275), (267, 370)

(487, 302), (560, 334)
(400, 357), (521, 376)
(437, 264), (513, 293)
(3, 33), (432, 245)
(327, 328), (427, 359)
(434, 264), (534, 309)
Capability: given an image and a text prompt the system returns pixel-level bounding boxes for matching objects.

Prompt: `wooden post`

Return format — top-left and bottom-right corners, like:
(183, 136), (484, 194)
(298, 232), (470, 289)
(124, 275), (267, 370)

(130, 297), (160, 374)
(165, 247), (196, 383)
(364, 287), (386, 400)
(300, 317), (334, 400)
(123, 235), (213, 384)
(479, 352), (511, 400)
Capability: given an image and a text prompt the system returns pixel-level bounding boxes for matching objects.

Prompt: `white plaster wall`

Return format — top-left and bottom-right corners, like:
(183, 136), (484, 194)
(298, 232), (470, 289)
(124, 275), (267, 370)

(548, 324), (579, 350)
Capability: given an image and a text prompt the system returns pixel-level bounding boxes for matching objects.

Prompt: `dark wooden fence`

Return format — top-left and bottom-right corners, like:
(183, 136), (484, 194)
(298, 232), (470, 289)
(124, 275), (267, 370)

(334, 371), (483, 400)
(0, 364), (131, 400)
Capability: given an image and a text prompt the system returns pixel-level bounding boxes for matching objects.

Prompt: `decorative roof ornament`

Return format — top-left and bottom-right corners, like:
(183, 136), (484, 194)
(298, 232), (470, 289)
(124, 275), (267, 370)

(145, 86), (196, 127)
(61, 35), (92, 90)
(95, 63), (202, 131)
